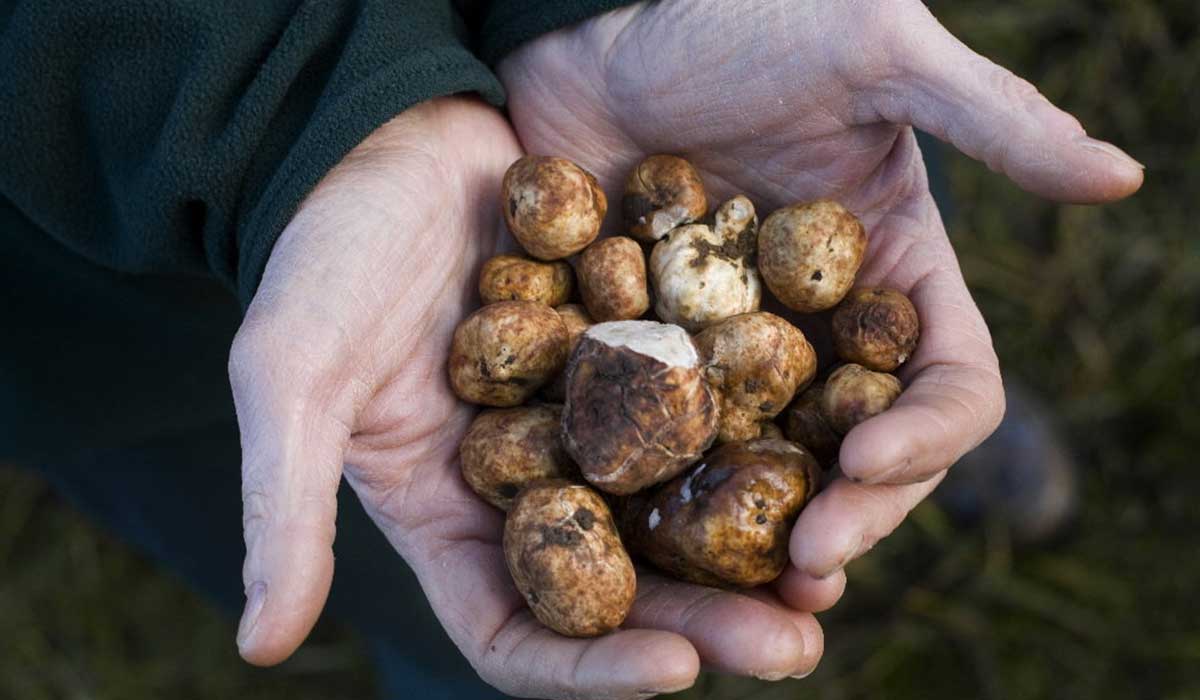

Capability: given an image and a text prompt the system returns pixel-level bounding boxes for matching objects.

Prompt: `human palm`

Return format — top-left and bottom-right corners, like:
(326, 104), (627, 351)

(498, 0), (1143, 599)
(229, 97), (821, 699)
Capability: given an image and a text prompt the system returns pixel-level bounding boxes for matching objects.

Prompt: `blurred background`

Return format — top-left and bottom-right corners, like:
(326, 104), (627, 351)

(2, 1), (1197, 698)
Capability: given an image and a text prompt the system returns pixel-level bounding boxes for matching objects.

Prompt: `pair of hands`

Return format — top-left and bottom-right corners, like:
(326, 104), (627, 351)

(228, 2), (1142, 697)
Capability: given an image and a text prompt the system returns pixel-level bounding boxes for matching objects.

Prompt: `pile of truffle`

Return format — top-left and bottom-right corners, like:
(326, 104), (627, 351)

(448, 155), (920, 637)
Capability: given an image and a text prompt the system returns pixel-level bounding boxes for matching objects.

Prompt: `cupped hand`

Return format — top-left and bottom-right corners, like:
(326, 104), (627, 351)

(498, 0), (1142, 610)
(228, 96), (821, 700)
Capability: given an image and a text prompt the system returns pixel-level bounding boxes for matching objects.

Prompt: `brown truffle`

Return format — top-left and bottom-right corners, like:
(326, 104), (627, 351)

(624, 439), (819, 588)
(758, 200), (867, 312)
(832, 287), (920, 371)
(504, 480), (636, 637)
(478, 255), (573, 307)
(459, 405), (579, 511)
(448, 301), (568, 406)
(622, 154), (708, 241)
(822, 364), (903, 435)
(577, 237), (651, 322)
(501, 156), (606, 260)
(694, 312), (817, 443)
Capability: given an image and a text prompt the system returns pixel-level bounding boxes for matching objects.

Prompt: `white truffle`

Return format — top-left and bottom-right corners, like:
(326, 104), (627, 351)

(649, 196), (762, 332)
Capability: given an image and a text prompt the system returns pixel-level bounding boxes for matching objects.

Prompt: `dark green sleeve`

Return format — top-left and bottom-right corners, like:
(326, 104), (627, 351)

(472, 0), (638, 65)
(0, 0), (504, 307)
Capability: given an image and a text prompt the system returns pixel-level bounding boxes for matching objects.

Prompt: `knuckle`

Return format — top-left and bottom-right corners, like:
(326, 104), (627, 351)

(987, 66), (1044, 111)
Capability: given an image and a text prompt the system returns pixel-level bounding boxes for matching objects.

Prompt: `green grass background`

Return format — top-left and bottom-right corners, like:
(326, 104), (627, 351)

(2, 1), (1198, 698)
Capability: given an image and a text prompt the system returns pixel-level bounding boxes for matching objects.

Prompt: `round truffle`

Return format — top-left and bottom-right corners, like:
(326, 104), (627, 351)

(562, 320), (719, 495)
(822, 363), (903, 435)
(694, 312), (817, 443)
(448, 301), (568, 406)
(504, 480), (636, 637)
(459, 405), (579, 511)
(624, 439), (820, 587)
(577, 236), (651, 322)
(501, 156), (606, 260)
(622, 154), (708, 242)
(832, 287), (920, 371)
(758, 200), (867, 312)
(479, 254), (573, 307)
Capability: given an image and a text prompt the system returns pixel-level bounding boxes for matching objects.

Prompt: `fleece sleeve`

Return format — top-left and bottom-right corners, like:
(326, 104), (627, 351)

(0, 0), (504, 307)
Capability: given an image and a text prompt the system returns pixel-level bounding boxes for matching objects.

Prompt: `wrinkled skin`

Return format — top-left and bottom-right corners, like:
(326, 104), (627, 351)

(459, 405), (579, 511)
(499, 0), (1141, 623)
(625, 440), (820, 588)
(504, 480), (636, 637)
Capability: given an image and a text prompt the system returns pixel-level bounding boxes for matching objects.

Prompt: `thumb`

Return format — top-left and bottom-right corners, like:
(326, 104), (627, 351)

(228, 323), (348, 666)
(874, 3), (1143, 203)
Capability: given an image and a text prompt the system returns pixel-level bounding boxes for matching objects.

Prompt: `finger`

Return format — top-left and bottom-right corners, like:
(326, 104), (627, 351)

(739, 588), (825, 679)
(629, 572), (819, 680)
(774, 565), (847, 614)
(873, 3), (1143, 203)
(228, 326), (349, 666)
(841, 237), (1006, 486)
(790, 471), (946, 579)
(386, 472), (699, 700)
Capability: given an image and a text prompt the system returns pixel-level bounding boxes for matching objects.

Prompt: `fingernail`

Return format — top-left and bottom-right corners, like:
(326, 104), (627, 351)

(790, 669), (815, 680)
(237, 581), (267, 649)
(1078, 137), (1145, 170)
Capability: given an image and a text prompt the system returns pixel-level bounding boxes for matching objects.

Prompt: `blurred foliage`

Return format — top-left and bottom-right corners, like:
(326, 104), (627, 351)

(2, 0), (1198, 698)
(0, 467), (377, 700)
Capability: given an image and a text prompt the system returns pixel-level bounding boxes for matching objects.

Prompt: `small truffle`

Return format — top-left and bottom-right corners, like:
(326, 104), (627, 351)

(577, 237), (651, 322)
(622, 154), (708, 241)
(502, 156), (606, 260)
(479, 254), (573, 307)
(448, 301), (568, 406)
(694, 312), (817, 443)
(758, 200), (867, 312)
(459, 405), (579, 510)
(832, 287), (920, 371)
(504, 480), (636, 636)
(822, 364), (903, 435)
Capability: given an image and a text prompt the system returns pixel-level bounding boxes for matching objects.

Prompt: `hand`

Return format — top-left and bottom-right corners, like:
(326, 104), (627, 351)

(498, 0), (1142, 608)
(228, 96), (822, 700)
